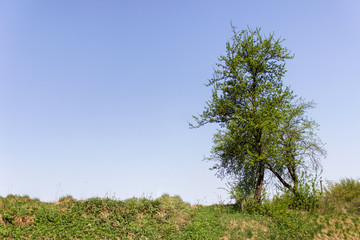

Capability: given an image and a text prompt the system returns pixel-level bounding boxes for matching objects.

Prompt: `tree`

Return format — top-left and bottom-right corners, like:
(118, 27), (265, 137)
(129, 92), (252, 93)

(191, 26), (324, 207)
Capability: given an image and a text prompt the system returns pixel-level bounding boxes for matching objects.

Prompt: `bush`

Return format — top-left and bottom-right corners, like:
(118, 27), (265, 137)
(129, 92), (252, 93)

(323, 178), (360, 214)
(285, 174), (322, 211)
(258, 196), (316, 240)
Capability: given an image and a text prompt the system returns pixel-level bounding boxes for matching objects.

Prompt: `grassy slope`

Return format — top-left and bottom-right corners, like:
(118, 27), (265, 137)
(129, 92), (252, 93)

(0, 195), (359, 239)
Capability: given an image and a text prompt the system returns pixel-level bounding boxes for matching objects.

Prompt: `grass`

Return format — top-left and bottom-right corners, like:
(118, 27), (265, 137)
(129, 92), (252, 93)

(0, 194), (359, 239)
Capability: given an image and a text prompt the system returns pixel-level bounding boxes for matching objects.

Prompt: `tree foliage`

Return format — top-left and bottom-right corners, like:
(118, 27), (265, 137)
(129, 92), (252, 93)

(258, 98), (326, 198)
(191, 26), (325, 207)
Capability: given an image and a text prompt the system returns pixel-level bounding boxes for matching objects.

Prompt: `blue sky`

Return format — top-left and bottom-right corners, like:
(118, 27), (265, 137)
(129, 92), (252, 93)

(1, 0), (359, 204)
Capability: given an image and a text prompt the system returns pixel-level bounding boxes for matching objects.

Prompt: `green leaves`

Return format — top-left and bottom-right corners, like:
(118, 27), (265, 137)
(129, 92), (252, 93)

(191, 26), (325, 207)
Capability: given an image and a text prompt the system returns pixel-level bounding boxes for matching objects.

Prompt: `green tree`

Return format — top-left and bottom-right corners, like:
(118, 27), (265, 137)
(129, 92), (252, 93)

(191, 26), (324, 207)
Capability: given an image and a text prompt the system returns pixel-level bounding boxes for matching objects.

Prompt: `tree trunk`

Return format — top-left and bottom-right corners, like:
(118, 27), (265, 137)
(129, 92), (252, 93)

(254, 129), (264, 209)
(254, 162), (265, 208)
(267, 163), (293, 191)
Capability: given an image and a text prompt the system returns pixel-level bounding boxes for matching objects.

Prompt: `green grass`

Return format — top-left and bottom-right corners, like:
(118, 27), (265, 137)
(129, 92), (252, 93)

(0, 194), (359, 239)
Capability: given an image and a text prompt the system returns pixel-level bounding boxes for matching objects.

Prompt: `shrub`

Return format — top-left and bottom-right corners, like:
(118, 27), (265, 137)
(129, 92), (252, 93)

(284, 173), (322, 211)
(323, 178), (360, 214)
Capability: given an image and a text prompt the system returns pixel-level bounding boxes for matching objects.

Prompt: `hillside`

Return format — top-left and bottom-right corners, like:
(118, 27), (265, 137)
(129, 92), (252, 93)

(0, 194), (359, 239)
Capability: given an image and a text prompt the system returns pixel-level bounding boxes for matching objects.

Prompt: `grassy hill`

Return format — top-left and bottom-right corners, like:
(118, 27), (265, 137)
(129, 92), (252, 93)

(0, 194), (359, 239)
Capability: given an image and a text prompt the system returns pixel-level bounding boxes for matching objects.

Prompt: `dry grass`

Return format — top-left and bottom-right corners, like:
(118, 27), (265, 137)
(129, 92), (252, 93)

(0, 214), (5, 227)
(14, 215), (35, 226)
(313, 214), (360, 240)
(220, 215), (269, 240)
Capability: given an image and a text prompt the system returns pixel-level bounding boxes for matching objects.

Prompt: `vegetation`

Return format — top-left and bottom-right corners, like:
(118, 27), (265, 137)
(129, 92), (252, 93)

(0, 191), (359, 239)
(191, 26), (325, 207)
(322, 178), (360, 214)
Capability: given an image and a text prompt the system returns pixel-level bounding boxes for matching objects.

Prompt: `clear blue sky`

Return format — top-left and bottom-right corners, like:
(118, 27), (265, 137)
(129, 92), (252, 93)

(1, 0), (359, 204)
